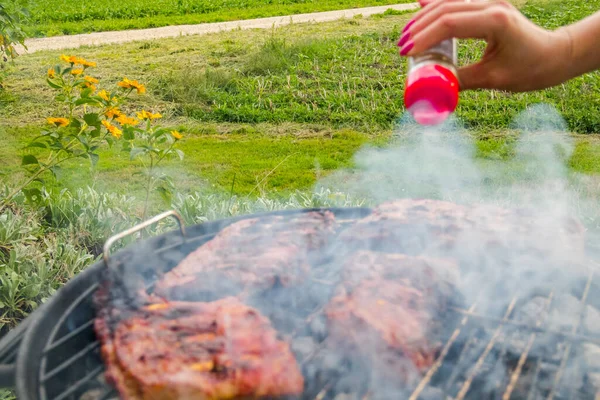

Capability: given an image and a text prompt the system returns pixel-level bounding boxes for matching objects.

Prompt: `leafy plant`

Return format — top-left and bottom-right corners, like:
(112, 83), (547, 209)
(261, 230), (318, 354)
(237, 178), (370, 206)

(121, 110), (184, 219)
(0, 209), (41, 263)
(0, 55), (115, 209)
(0, 1), (28, 86)
(39, 187), (137, 255)
(0, 55), (183, 213)
(0, 234), (94, 332)
(172, 187), (368, 225)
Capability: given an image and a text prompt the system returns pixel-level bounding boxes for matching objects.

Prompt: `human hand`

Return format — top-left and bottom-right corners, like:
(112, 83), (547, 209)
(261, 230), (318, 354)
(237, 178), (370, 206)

(398, 0), (573, 92)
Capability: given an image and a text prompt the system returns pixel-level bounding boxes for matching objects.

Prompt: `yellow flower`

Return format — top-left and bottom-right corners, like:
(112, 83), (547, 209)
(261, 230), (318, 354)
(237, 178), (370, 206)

(98, 90), (110, 102)
(47, 68), (56, 78)
(118, 77), (146, 94)
(60, 54), (75, 63)
(84, 76), (99, 84)
(116, 114), (139, 126)
(117, 77), (131, 89)
(135, 83), (146, 94)
(81, 59), (97, 68)
(171, 130), (183, 140)
(60, 55), (96, 67)
(105, 107), (122, 119)
(102, 120), (123, 138)
(136, 110), (162, 120)
(71, 68), (84, 75)
(83, 83), (97, 92)
(47, 117), (69, 127)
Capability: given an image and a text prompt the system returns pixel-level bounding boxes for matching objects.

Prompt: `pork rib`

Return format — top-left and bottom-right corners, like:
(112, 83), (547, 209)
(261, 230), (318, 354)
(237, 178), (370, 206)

(339, 199), (585, 266)
(95, 297), (304, 400)
(326, 251), (459, 374)
(154, 211), (337, 300)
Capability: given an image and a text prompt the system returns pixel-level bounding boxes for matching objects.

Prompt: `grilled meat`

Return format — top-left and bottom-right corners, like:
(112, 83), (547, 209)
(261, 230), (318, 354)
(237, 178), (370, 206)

(326, 252), (459, 374)
(154, 211), (337, 301)
(340, 250), (459, 310)
(339, 199), (585, 266)
(95, 297), (304, 400)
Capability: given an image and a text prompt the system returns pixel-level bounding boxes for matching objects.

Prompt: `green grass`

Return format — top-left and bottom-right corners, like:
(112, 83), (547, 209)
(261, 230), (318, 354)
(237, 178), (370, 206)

(0, 124), (383, 196)
(23, 0), (413, 37)
(1, 0), (600, 198)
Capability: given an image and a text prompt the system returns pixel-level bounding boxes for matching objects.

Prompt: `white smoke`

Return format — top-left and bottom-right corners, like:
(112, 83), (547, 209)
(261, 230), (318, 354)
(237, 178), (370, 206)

(313, 103), (600, 398)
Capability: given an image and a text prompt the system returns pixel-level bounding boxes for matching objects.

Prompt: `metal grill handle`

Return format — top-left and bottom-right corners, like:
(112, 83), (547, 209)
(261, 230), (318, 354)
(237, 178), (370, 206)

(103, 210), (186, 266)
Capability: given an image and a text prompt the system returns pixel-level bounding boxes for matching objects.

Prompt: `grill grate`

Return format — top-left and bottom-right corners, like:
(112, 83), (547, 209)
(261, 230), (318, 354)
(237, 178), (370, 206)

(33, 226), (600, 400)
(409, 268), (599, 400)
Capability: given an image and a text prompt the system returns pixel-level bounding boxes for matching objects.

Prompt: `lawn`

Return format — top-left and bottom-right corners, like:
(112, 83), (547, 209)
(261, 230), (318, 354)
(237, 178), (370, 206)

(22, 0), (414, 37)
(2, 0), (600, 366)
(2, 0), (600, 198)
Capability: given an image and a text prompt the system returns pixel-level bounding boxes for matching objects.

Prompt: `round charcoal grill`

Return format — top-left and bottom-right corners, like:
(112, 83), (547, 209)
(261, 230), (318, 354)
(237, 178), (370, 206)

(3, 206), (600, 400)
(0, 208), (372, 400)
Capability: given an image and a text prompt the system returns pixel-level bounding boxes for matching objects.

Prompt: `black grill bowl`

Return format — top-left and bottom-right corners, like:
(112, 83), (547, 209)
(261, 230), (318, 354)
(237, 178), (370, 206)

(8, 207), (371, 400)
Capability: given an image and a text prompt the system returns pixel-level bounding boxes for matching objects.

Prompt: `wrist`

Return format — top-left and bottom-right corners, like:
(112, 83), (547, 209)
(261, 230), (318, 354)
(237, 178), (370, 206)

(553, 12), (600, 83)
(553, 26), (576, 83)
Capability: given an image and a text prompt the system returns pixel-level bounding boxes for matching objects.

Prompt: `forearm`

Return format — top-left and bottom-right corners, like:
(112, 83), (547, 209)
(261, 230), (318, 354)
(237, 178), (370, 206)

(558, 12), (600, 81)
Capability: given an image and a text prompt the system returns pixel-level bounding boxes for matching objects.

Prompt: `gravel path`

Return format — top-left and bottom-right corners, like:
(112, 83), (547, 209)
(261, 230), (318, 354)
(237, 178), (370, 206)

(18, 3), (418, 54)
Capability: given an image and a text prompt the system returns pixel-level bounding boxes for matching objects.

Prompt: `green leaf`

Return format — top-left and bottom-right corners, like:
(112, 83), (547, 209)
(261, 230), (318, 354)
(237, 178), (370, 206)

(175, 149), (185, 160)
(26, 141), (48, 149)
(46, 78), (62, 89)
(152, 129), (168, 139)
(70, 119), (82, 130)
(89, 128), (101, 138)
(130, 147), (147, 160)
(156, 186), (173, 205)
(78, 135), (89, 147)
(83, 113), (101, 127)
(48, 141), (64, 151)
(123, 127), (135, 141)
(21, 154), (39, 166)
(22, 188), (42, 205)
(75, 97), (100, 106)
(88, 152), (99, 167)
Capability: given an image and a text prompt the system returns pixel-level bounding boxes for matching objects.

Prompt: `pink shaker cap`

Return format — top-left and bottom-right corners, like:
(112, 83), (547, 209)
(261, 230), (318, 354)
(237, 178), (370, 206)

(404, 64), (459, 126)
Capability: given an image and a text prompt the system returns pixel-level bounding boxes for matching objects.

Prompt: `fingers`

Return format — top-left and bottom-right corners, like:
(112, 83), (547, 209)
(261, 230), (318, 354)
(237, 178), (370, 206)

(412, 0), (478, 22)
(400, 5), (512, 56)
(410, 1), (491, 39)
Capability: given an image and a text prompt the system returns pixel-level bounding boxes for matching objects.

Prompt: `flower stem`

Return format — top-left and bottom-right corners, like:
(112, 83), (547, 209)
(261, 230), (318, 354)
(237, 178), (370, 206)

(142, 153), (154, 221)
(0, 167), (48, 211)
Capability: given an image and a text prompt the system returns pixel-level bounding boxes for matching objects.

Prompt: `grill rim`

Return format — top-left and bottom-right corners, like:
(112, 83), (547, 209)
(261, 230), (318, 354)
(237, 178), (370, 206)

(11, 206), (373, 400)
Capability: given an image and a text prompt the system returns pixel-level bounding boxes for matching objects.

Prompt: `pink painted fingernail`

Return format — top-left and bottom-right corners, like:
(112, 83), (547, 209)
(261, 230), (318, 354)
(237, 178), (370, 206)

(400, 41), (414, 56)
(397, 31), (411, 47)
(402, 19), (415, 33)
